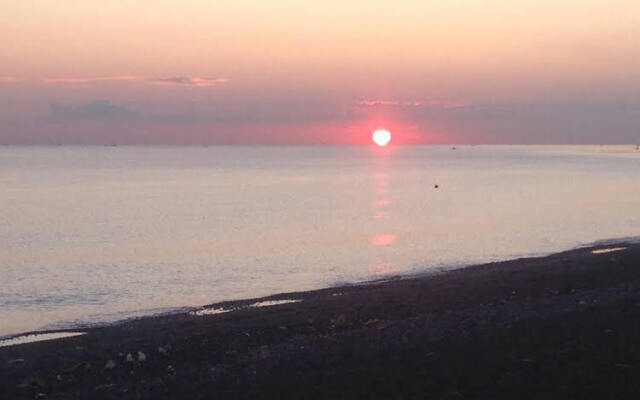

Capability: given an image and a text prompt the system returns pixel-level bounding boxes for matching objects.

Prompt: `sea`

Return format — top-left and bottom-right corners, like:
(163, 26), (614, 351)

(1, 145), (639, 336)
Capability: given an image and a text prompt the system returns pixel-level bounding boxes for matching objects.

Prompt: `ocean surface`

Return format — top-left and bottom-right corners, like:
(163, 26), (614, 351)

(1, 145), (640, 336)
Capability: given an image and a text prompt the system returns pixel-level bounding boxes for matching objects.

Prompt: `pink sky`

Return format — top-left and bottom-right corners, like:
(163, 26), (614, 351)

(1, 1), (639, 144)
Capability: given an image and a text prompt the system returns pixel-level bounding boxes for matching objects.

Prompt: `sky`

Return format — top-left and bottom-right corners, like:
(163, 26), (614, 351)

(1, 0), (639, 144)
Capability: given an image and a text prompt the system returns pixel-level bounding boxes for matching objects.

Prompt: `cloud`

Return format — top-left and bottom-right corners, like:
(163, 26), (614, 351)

(0, 76), (21, 83)
(357, 100), (402, 106)
(9, 99), (640, 145)
(149, 77), (229, 87)
(48, 100), (138, 122)
(356, 99), (466, 108)
(42, 76), (144, 85)
(40, 75), (228, 87)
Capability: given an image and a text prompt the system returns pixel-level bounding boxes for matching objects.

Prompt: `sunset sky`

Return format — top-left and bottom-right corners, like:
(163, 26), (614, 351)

(1, 0), (639, 144)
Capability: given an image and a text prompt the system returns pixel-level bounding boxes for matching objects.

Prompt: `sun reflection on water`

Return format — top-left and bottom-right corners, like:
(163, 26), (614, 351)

(371, 233), (396, 246)
(369, 148), (402, 276)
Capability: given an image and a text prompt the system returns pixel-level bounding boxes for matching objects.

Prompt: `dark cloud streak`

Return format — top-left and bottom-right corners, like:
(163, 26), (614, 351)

(9, 98), (640, 144)
(47, 100), (139, 123)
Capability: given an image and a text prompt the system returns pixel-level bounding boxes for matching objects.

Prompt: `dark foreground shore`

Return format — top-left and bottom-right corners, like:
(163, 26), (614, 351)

(2, 243), (640, 399)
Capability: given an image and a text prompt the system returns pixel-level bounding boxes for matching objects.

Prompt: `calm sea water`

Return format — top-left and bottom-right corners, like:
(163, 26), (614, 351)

(1, 145), (639, 336)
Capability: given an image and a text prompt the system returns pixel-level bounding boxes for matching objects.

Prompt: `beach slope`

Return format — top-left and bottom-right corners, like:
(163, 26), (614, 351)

(2, 242), (640, 399)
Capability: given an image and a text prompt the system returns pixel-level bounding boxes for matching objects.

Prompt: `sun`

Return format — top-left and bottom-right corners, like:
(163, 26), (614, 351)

(372, 129), (391, 146)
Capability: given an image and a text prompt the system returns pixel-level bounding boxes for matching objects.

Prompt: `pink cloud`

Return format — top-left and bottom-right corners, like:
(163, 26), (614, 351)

(40, 75), (228, 87)
(357, 100), (401, 106)
(0, 76), (21, 83)
(149, 77), (229, 87)
(357, 99), (467, 108)
(42, 75), (144, 84)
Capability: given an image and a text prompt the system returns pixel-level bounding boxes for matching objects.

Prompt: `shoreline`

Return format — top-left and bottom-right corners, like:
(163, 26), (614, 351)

(5, 236), (640, 341)
(2, 240), (640, 398)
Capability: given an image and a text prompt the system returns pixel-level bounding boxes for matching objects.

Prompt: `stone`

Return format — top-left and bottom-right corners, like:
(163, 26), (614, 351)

(105, 360), (116, 369)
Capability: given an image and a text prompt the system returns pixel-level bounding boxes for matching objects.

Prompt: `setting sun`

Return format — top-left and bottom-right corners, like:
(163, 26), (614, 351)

(372, 129), (391, 146)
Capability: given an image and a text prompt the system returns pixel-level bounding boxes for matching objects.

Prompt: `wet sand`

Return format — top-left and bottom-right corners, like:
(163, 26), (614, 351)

(2, 242), (640, 399)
